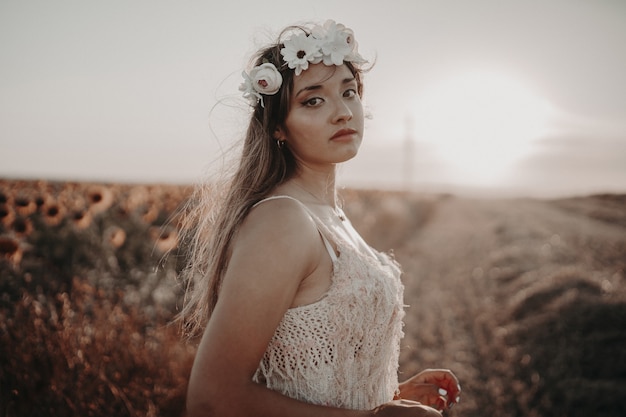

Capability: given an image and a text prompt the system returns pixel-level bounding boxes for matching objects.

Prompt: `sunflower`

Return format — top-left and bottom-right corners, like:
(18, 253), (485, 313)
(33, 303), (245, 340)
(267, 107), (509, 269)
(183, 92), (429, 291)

(0, 204), (15, 229)
(12, 217), (33, 238)
(104, 225), (127, 249)
(87, 185), (115, 215)
(150, 226), (178, 255)
(40, 200), (65, 227)
(71, 209), (93, 230)
(0, 235), (22, 267)
(141, 204), (160, 225)
(14, 194), (36, 217)
(0, 188), (11, 205)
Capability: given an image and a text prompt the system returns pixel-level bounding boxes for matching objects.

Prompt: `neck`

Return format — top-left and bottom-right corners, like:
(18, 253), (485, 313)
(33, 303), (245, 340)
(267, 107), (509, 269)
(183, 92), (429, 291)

(291, 167), (338, 208)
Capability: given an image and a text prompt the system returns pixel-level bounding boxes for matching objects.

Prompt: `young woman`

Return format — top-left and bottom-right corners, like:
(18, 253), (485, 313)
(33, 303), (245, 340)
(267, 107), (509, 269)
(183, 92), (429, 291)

(181, 20), (461, 417)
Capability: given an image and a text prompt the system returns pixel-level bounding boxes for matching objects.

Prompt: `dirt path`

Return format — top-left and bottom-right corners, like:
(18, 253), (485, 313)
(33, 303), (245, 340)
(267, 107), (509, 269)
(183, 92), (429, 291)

(389, 195), (625, 416)
(393, 197), (503, 415)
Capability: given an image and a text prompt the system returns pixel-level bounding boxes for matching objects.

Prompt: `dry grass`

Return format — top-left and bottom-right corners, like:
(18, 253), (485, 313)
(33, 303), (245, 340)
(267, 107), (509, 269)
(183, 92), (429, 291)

(1, 179), (625, 416)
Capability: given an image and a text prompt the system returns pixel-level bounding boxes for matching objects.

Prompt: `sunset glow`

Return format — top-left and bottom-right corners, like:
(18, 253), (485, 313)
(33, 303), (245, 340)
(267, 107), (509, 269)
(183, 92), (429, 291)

(413, 70), (555, 185)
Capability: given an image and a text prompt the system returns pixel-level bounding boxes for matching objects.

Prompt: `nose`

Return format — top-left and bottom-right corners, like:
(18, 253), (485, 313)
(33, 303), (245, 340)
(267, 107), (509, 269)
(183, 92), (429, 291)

(331, 97), (353, 123)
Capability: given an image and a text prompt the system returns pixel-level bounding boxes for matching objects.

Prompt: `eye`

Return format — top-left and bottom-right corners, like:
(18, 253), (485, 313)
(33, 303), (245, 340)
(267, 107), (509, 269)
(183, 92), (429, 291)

(343, 88), (358, 98)
(303, 97), (324, 107)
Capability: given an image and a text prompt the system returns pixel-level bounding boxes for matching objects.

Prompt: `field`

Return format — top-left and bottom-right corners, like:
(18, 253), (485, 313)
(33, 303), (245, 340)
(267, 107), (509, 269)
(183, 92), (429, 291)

(1, 178), (625, 416)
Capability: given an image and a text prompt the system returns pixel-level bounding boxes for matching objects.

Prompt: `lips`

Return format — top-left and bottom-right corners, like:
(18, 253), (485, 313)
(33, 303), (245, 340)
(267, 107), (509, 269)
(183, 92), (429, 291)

(331, 128), (358, 140)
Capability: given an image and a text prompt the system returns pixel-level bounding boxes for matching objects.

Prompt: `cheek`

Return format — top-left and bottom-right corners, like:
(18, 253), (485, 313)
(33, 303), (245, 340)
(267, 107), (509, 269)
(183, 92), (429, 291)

(353, 102), (365, 127)
(284, 113), (317, 139)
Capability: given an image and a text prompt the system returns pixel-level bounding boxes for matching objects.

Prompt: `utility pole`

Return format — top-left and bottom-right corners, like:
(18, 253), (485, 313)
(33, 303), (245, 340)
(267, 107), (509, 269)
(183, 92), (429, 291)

(403, 115), (415, 191)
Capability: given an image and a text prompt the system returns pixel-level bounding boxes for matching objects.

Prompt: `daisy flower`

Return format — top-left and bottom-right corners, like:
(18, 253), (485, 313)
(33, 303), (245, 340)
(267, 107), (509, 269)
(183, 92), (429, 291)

(280, 32), (322, 76)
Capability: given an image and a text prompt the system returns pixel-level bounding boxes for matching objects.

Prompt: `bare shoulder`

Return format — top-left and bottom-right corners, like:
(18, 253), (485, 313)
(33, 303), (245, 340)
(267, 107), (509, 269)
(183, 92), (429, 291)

(232, 196), (321, 269)
(244, 197), (316, 236)
(215, 196), (324, 321)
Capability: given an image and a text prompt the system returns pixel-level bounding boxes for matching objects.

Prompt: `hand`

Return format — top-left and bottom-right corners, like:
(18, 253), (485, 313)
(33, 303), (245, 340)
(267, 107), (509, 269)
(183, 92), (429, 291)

(372, 399), (442, 417)
(397, 369), (461, 411)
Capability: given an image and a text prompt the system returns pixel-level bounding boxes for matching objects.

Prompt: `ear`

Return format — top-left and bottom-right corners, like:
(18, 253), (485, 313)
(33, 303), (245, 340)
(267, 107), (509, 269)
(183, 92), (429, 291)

(274, 126), (287, 142)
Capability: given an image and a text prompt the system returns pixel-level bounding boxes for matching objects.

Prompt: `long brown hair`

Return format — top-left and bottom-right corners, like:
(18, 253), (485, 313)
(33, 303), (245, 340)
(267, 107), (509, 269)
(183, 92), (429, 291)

(178, 24), (365, 338)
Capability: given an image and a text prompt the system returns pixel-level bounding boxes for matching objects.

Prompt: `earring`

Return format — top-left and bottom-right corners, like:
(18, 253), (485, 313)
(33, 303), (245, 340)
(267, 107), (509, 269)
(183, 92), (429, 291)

(276, 139), (285, 149)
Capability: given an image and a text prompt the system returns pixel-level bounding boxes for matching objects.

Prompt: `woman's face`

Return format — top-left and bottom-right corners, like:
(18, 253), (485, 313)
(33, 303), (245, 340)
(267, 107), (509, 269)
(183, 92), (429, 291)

(276, 63), (364, 170)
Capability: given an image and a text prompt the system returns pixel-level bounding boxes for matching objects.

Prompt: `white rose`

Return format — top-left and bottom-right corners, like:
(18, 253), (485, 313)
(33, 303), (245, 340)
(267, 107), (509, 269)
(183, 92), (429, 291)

(250, 63), (283, 95)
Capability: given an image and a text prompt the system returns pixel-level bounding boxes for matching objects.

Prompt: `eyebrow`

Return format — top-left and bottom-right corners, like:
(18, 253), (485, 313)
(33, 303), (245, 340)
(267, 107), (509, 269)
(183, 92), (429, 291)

(295, 77), (357, 99)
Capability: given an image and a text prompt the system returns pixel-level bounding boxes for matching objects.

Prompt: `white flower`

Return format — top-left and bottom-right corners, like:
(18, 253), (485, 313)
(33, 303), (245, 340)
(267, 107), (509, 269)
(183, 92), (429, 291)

(240, 20), (366, 101)
(314, 20), (366, 66)
(250, 63), (283, 95)
(280, 32), (322, 76)
(239, 62), (283, 107)
(321, 32), (353, 65)
(239, 71), (261, 104)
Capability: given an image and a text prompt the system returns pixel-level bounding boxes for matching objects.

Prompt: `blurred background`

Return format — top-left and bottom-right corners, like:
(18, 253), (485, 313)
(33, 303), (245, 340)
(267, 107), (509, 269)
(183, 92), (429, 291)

(1, 0), (625, 197)
(1, 2), (626, 417)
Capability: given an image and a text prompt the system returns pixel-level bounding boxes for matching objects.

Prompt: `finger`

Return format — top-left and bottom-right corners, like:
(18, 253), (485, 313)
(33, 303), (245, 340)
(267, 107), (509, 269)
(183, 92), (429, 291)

(432, 385), (462, 411)
(422, 385), (450, 410)
(422, 369), (461, 405)
(419, 369), (460, 387)
(435, 387), (452, 410)
(439, 381), (461, 407)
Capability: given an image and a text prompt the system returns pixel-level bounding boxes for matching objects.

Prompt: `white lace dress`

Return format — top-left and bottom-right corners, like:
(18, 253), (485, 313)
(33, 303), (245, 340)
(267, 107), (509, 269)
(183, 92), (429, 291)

(252, 196), (406, 410)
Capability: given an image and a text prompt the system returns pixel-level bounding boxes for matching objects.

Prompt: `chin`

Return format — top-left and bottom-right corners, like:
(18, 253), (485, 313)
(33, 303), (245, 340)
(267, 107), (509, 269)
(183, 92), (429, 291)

(337, 145), (360, 163)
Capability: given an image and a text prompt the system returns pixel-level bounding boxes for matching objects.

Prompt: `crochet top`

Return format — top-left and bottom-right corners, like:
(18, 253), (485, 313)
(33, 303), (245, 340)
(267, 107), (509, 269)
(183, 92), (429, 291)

(252, 196), (405, 410)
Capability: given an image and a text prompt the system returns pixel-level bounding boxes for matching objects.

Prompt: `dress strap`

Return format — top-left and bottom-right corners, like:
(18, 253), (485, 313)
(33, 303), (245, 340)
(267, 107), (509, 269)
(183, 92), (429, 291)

(253, 195), (338, 263)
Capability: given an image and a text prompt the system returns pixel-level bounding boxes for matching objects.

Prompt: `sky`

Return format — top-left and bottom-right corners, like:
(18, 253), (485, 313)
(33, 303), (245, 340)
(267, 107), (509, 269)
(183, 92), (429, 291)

(1, 0), (625, 197)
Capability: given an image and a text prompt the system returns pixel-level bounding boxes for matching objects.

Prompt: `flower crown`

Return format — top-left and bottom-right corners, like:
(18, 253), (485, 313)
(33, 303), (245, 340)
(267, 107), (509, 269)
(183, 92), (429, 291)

(239, 20), (366, 107)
